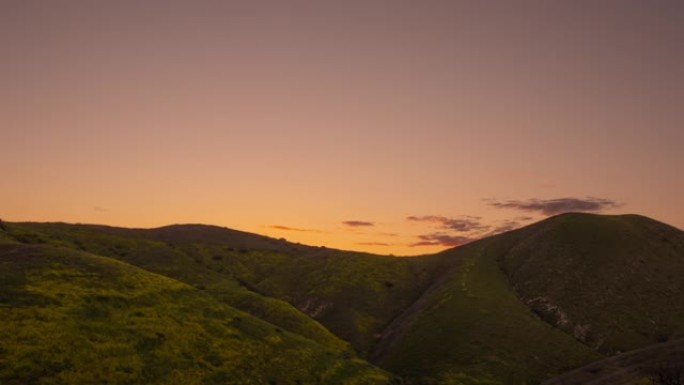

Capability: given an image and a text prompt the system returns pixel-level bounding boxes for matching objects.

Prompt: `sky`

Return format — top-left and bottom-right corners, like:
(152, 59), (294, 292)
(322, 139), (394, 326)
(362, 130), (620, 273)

(1, 0), (682, 256)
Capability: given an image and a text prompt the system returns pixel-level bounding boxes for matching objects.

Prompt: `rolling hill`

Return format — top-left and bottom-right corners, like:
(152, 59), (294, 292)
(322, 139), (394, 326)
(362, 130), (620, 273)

(0, 241), (391, 384)
(2, 222), (443, 355)
(372, 234), (602, 384)
(497, 213), (684, 354)
(1, 213), (683, 384)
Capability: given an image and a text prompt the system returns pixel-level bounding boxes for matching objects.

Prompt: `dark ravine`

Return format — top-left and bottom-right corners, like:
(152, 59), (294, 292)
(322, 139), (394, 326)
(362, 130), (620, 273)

(368, 251), (463, 363)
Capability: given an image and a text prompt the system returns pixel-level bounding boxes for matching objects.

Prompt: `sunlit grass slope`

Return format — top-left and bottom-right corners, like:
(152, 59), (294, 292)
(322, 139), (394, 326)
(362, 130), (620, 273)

(377, 238), (602, 385)
(0, 242), (391, 385)
(3, 222), (349, 351)
(498, 213), (684, 354)
(5, 222), (444, 356)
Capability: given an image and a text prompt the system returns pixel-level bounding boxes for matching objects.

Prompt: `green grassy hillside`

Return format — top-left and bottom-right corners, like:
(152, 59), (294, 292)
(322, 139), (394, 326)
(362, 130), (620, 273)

(0, 241), (391, 385)
(3, 213), (683, 385)
(138, 225), (446, 355)
(498, 213), (684, 355)
(375, 237), (602, 385)
(253, 251), (444, 355)
(4, 222), (444, 356)
(3, 222), (350, 351)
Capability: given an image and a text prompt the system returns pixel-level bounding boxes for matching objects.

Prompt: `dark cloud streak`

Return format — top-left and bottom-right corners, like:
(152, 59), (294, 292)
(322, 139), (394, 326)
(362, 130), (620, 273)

(407, 215), (490, 233)
(356, 242), (392, 246)
(488, 197), (622, 216)
(342, 220), (375, 227)
(267, 225), (321, 233)
(409, 233), (474, 247)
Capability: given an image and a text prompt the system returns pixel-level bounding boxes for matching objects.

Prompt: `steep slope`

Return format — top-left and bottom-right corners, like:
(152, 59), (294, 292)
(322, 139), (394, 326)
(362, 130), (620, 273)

(0, 241), (391, 384)
(498, 213), (684, 354)
(374, 237), (602, 385)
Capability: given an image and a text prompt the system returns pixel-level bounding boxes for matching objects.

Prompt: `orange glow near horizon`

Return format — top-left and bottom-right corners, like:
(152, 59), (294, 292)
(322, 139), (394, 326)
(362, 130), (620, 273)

(1, 1), (682, 256)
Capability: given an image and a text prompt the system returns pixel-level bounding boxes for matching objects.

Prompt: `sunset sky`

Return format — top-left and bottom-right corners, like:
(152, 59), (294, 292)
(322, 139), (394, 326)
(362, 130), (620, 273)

(2, 1), (682, 255)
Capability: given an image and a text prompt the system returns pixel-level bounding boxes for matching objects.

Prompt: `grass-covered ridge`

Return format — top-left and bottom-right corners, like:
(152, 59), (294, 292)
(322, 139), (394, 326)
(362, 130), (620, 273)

(498, 213), (684, 354)
(0, 242), (391, 384)
(376, 238), (602, 385)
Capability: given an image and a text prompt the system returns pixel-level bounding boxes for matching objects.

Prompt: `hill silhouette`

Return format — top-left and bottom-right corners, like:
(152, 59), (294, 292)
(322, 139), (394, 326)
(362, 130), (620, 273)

(1, 213), (683, 384)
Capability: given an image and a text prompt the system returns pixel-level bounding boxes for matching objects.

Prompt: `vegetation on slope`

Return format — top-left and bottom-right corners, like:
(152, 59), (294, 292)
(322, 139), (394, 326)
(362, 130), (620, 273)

(253, 252), (444, 355)
(5, 222), (445, 356)
(498, 213), (684, 355)
(137, 225), (446, 355)
(3, 222), (349, 351)
(0, 242), (391, 385)
(376, 238), (602, 385)
(3, 213), (683, 385)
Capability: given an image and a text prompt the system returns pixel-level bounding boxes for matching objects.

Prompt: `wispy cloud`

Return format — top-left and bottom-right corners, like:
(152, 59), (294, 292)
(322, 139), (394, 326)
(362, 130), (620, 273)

(406, 215), (490, 233)
(409, 233), (474, 247)
(266, 225), (322, 233)
(488, 197), (623, 216)
(93, 206), (108, 212)
(407, 214), (490, 249)
(515, 216), (534, 222)
(375, 232), (398, 237)
(342, 220), (375, 227)
(356, 242), (393, 246)
(407, 212), (540, 249)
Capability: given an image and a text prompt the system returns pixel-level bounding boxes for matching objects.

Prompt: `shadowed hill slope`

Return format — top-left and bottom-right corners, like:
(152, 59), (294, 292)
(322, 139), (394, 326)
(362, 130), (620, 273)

(0, 242), (391, 385)
(251, 251), (444, 354)
(498, 213), (684, 354)
(373, 236), (602, 385)
(542, 338), (684, 385)
(372, 213), (684, 384)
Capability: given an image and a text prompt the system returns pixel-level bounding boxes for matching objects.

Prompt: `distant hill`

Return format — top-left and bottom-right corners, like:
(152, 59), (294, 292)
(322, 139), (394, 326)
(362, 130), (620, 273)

(2, 213), (683, 384)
